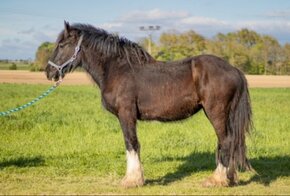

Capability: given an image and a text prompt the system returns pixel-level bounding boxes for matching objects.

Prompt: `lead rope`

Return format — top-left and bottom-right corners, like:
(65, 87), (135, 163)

(0, 79), (62, 116)
(1, 34), (83, 117)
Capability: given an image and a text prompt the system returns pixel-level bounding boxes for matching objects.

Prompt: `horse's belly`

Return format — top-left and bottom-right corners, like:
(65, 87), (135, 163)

(138, 95), (201, 121)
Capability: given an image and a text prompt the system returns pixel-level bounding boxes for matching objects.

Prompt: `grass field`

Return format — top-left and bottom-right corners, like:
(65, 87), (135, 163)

(0, 84), (289, 194)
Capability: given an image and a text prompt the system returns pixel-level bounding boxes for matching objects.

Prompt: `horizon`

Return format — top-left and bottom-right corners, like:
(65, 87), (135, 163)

(1, 0), (290, 60)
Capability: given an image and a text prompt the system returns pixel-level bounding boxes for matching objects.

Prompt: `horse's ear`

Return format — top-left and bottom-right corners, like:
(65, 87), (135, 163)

(64, 20), (70, 37)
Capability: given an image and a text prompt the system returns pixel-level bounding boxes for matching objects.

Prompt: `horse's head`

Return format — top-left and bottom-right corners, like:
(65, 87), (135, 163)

(45, 21), (83, 81)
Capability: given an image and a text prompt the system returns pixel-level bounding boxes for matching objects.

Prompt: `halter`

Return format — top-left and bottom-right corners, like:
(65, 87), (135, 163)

(48, 34), (84, 80)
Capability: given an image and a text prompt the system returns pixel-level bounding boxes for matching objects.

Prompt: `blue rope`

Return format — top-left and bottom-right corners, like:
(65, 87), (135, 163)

(0, 81), (61, 116)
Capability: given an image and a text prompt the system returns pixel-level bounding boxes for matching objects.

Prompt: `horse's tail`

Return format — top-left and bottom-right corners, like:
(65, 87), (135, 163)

(227, 70), (253, 171)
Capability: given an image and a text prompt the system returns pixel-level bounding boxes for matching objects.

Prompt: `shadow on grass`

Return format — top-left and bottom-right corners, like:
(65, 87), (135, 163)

(241, 155), (290, 186)
(146, 151), (290, 186)
(146, 151), (215, 185)
(0, 156), (45, 169)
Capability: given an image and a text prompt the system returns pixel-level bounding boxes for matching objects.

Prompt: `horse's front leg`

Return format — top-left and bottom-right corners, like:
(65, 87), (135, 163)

(118, 106), (144, 188)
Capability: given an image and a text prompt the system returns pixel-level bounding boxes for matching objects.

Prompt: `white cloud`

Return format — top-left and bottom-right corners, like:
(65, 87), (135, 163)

(0, 38), (38, 59)
(33, 31), (52, 43)
(264, 9), (290, 18)
(99, 10), (233, 41)
(119, 8), (189, 23)
(98, 9), (290, 45)
(235, 20), (290, 32)
(0, 28), (15, 36)
(0, 25), (59, 59)
(181, 16), (228, 26)
(18, 27), (35, 35)
(99, 22), (123, 30)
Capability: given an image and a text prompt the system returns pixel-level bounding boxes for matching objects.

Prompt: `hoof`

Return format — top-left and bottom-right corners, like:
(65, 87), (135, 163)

(121, 175), (144, 188)
(202, 175), (229, 187)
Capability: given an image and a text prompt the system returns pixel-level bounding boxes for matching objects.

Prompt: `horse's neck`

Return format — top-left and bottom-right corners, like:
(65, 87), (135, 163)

(82, 50), (106, 89)
(81, 49), (124, 89)
(81, 46), (155, 89)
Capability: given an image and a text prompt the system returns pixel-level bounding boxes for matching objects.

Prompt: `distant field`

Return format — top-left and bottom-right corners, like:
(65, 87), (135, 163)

(0, 70), (290, 87)
(0, 62), (30, 70)
(0, 84), (289, 194)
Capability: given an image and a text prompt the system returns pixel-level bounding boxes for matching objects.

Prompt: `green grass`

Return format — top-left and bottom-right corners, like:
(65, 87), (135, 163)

(0, 84), (289, 194)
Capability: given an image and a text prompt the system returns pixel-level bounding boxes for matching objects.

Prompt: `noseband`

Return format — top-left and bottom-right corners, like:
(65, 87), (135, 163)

(48, 34), (84, 80)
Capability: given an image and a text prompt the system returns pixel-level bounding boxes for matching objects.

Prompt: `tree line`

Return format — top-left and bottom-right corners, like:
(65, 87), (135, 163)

(34, 28), (290, 75)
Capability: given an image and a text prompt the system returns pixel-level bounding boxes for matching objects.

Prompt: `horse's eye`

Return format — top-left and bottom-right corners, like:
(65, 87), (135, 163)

(59, 43), (65, 48)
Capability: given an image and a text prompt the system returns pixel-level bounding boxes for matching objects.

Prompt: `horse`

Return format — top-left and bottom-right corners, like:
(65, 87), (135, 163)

(45, 21), (253, 188)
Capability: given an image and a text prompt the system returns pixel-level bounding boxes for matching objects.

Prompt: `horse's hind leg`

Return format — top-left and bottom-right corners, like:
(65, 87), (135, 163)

(118, 106), (144, 188)
(202, 105), (238, 187)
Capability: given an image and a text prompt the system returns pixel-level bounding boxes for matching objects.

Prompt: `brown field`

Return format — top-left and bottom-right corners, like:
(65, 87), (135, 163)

(0, 70), (289, 87)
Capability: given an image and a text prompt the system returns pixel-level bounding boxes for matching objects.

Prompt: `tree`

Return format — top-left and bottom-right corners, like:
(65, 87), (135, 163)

(157, 30), (206, 61)
(282, 44), (290, 74)
(235, 28), (260, 48)
(257, 35), (282, 75)
(32, 42), (54, 71)
(205, 29), (286, 74)
(9, 63), (17, 70)
(208, 30), (263, 73)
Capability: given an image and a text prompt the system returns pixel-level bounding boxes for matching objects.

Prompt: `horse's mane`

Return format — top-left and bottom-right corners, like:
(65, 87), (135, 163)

(66, 23), (154, 65)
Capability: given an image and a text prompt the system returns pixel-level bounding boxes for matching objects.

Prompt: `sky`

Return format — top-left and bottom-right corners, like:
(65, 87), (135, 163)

(1, 0), (290, 60)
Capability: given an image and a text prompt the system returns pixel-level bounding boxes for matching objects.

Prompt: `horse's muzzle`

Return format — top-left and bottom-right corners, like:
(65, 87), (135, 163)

(45, 65), (60, 81)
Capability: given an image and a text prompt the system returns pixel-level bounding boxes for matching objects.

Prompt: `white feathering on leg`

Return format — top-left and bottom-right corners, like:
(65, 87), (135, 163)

(121, 150), (144, 188)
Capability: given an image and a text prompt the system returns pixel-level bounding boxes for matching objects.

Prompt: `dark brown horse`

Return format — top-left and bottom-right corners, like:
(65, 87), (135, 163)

(45, 22), (252, 188)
